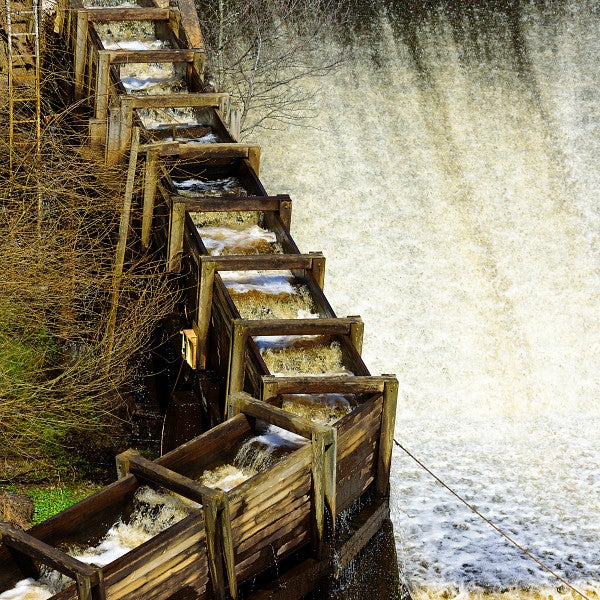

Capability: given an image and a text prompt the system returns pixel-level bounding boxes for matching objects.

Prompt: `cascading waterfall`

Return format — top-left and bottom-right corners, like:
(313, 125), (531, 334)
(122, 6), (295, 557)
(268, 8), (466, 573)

(252, 1), (600, 598)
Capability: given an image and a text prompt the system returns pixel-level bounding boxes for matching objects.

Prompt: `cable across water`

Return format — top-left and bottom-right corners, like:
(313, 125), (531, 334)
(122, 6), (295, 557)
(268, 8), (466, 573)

(393, 439), (591, 600)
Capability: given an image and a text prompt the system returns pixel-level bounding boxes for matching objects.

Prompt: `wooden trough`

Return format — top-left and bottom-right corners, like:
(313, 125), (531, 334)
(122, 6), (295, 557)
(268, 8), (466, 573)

(225, 317), (367, 398)
(228, 380), (398, 574)
(61, 4), (206, 144)
(106, 93), (232, 163)
(151, 398), (339, 598)
(0, 474), (211, 600)
(0, 402), (337, 600)
(149, 151), (264, 271)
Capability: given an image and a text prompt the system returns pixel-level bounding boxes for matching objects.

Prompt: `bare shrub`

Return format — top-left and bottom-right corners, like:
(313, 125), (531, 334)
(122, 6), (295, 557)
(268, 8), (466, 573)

(197, 0), (350, 134)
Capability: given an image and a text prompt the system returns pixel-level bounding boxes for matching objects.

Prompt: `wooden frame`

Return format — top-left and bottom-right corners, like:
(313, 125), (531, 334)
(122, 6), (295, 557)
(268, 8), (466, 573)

(108, 93), (231, 163)
(225, 317), (367, 399)
(0, 475), (210, 600)
(192, 254), (329, 371)
(154, 400), (335, 596)
(257, 374), (399, 505)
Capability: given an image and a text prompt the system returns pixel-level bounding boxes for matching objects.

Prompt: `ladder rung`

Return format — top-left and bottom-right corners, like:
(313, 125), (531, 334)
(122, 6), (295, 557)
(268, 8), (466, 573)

(10, 32), (36, 37)
(12, 97), (39, 101)
(12, 118), (38, 123)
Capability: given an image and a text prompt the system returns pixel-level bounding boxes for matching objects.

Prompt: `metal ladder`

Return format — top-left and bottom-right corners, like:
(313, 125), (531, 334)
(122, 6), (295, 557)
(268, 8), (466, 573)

(5, 0), (42, 178)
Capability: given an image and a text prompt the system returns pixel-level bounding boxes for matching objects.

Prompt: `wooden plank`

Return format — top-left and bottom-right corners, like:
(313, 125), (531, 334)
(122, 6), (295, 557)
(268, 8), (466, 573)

(231, 493), (309, 543)
(107, 48), (201, 64)
(180, 195), (290, 213)
(200, 252), (322, 272)
(176, 0), (204, 49)
(125, 92), (228, 110)
(229, 393), (333, 444)
(102, 511), (205, 581)
(230, 480), (311, 536)
(168, 200), (186, 272)
(74, 11), (89, 99)
(157, 412), (252, 477)
(260, 375), (386, 396)
(116, 449), (217, 505)
(94, 51), (111, 121)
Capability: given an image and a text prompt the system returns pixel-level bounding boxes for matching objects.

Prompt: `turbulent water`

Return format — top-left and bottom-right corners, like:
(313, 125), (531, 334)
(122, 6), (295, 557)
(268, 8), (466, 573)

(252, 1), (600, 598)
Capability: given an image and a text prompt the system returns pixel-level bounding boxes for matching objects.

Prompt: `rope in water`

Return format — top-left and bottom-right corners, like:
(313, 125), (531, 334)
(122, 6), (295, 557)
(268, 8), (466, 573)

(392, 438), (590, 600)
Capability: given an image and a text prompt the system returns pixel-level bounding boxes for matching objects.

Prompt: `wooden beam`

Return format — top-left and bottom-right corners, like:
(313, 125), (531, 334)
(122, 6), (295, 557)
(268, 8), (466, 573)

(94, 51), (111, 121)
(107, 49), (202, 64)
(105, 127), (139, 360)
(176, 0), (204, 49)
(121, 92), (228, 110)
(196, 260), (216, 368)
(86, 7), (171, 21)
(259, 375), (387, 396)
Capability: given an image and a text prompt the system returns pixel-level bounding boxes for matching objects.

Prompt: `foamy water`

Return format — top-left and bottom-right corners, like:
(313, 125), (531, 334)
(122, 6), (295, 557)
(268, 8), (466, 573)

(252, 1), (600, 597)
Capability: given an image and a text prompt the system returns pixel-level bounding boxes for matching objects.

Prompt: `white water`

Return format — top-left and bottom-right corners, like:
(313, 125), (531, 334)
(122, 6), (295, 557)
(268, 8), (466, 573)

(252, 2), (600, 598)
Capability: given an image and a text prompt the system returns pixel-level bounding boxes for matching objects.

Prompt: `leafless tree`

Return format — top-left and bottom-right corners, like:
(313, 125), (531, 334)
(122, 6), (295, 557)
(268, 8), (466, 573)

(197, 0), (349, 134)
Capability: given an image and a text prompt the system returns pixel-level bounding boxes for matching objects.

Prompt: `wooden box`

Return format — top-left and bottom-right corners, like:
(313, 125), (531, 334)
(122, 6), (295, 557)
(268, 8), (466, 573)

(141, 403), (333, 597)
(0, 474), (210, 600)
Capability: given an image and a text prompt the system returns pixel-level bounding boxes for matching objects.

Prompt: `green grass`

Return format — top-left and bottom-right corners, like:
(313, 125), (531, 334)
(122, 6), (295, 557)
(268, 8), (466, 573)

(26, 485), (99, 525)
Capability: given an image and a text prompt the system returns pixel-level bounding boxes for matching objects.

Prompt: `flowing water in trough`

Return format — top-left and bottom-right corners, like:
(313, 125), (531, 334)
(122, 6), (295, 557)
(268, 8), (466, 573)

(252, 1), (600, 598)
(198, 426), (309, 491)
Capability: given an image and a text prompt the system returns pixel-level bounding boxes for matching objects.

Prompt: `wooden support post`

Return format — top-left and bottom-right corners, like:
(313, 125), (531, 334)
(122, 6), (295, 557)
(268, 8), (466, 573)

(247, 146), (260, 176)
(167, 201), (186, 272)
(142, 147), (159, 250)
(196, 260), (216, 368)
(278, 195), (292, 230)
(94, 51), (111, 121)
(106, 107), (122, 165)
(74, 11), (89, 99)
(311, 430), (326, 560)
(226, 321), (248, 399)
(220, 496), (237, 600)
(260, 377), (279, 404)
(310, 252), (326, 290)
(375, 377), (399, 497)
(348, 315), (364, 355)
(119, 98), (134, 157)
(324, 430), (337, 538)
(204, 495), (228, 600)
(105, 128), (140, 360)
(228, 107), (242, 141)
